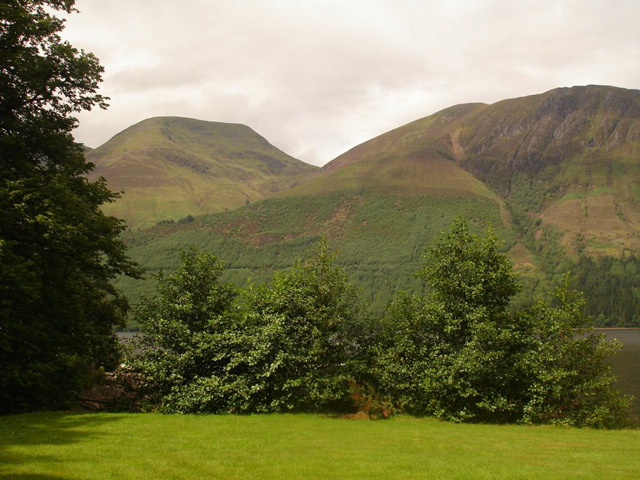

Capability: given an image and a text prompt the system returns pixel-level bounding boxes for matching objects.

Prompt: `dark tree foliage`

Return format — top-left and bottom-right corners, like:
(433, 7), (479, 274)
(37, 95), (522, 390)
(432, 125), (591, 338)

(130, 242), (364, 414)
(377, 220), (632, 427)
(570, 254), (640, 327)
(377, 221), (526, 422)
(131, 249), (242, 413)
(128, 231), (631, 427)
(514, 280), (631, 427)
(243, 239), (363, 412)
(0, 0), (138, 413)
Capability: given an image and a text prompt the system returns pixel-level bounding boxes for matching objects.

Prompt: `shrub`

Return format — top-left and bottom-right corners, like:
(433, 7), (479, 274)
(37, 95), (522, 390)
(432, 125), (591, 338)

(376, 220), (632, 426)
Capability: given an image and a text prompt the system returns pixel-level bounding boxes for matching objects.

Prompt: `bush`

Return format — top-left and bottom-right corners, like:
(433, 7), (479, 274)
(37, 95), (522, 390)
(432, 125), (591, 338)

(376, 220), (632, 426)
(129, 249), (245, 413)
(242, 239), (363, 412)
(126, 227), (632, 427)
(129, 242), (365, 414)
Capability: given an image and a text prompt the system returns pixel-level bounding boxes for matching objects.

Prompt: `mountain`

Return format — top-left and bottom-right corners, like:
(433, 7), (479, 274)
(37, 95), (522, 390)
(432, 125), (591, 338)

(452, 85), (640, 257)
(286, 85), (640, 257)
(86, 117), (318, 228)
(281, 103), (501, 200)
(115, 86), (640, 326)
(114, 109), (520, 313)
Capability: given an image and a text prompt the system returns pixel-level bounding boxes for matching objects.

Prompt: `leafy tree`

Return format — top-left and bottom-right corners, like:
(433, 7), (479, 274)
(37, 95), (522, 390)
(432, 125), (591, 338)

(516, 279), (632, 427)
(243, 239), (363, 412)
(0, 0), (138, 413)
(377, 220), (632, 426)
(131, 249), (243, 413)
(378, 221), (525, 421)
(130, 242), (364, 414)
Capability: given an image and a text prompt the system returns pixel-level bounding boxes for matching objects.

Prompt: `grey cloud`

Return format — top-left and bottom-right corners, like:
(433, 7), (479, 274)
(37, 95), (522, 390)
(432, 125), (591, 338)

(65, 0), (640, 165)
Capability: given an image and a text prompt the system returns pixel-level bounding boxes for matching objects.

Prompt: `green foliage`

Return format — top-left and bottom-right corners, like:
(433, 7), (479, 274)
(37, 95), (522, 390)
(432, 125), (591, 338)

(242, 240), (363, 412)
(570, 254), (640, 327)
(515, 279), (632, 427)
(419, 220), (519, 314)
(0, 0), (138, 413)
(506, 172), (547, 213)
(128, 226), (632, 426)
(130, 249), (243, 413)
(509, 202), (640, 327)
(377, 221), (525, 422)
(116, 192), (510, 318)
(376, 220), (632, 426)
(130, 242), (364, 414)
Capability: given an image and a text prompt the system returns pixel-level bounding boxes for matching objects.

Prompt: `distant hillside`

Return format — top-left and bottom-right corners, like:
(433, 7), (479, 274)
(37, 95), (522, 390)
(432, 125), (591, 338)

(451, 85), (640, 257)
(87, 117), (317, 228)
(115, 86), (640, 326)
(118, 191), (513, 315)
(287, 85), (640, 257)
(280, 103), (500, 201)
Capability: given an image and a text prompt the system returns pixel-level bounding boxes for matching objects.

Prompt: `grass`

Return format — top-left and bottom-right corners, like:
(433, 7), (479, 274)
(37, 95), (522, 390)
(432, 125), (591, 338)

(1, 413), (639, 479)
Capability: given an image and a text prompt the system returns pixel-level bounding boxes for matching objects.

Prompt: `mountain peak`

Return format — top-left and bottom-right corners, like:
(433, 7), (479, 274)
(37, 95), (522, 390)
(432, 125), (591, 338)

(87, 117), (317, 228)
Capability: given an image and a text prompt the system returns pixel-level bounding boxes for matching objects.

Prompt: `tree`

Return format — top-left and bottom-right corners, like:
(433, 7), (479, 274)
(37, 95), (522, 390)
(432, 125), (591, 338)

(129, 241), (365, 414)
(377, 220), (632, 426)
(131, 249), (242, 413)
(243, 239), (363, 412)
(515, 278), (632, 427)
(378, 221), (525, 421)
(0, 1), (138, 413)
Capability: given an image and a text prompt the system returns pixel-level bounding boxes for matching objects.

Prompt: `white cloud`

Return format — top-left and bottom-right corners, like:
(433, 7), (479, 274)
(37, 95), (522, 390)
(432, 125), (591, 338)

(63, 0), (640, 165)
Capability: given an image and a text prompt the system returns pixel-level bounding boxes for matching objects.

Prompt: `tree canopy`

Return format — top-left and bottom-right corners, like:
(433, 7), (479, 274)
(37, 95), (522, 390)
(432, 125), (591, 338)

(127, 226), (632, 427)
(129, 242), (364, 414)
(0, 0), (138, 413)
(376, 220), (631, 427)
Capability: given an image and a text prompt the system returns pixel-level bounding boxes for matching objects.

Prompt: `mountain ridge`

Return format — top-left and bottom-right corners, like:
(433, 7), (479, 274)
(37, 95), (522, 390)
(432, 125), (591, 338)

(108, 85), (640, 326)
(282, 84), (640, 257)
(278, 102), (500, 202)
(87, 116), (317, 228)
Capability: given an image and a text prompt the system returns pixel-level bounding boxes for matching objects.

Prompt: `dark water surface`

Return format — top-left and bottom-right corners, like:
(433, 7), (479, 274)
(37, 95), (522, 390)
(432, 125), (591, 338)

(600, 329), (640, 423)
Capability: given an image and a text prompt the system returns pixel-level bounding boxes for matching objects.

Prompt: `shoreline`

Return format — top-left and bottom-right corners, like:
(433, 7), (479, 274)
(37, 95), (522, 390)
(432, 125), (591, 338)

(593, 327), (640, 330)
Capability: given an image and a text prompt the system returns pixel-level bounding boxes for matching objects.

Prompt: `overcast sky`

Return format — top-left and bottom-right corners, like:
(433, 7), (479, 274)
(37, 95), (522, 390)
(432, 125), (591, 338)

(62, 0), (640, 166)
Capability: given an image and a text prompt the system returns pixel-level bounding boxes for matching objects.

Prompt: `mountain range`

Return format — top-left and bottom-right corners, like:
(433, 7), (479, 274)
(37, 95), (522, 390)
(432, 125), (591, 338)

(87, 85), (640, 325)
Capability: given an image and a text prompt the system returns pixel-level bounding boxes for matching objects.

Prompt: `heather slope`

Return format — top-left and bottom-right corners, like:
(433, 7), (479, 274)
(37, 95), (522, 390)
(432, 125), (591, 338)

(453, 85), (640, 256)
(287, 85), (640, 257)
(280, 103), (499, 201)
(87, 117), (317, 228)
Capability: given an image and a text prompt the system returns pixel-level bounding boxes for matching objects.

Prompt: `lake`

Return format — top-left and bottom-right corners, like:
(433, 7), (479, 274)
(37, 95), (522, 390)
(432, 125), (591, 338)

(600, 328), (640, 423)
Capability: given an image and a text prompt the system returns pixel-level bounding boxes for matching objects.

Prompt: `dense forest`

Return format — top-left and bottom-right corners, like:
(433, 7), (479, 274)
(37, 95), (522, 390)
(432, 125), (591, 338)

(116, 192), (640, 328)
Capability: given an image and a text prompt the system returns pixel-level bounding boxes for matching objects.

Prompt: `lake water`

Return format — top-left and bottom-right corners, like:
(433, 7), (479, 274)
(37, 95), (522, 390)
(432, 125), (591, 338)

(600, 329), (640, 423)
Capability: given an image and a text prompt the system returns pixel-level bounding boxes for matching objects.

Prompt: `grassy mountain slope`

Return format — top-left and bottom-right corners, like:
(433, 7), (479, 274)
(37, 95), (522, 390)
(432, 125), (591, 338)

(450, 85), (640, 256)
(115, 107), (521, 314)
(118, 191), (512, 314)
(115, 86), (640, 326)
(285, 85), (640, 257)
(87, 117), (317, 228)
(281, 103), (500, 201)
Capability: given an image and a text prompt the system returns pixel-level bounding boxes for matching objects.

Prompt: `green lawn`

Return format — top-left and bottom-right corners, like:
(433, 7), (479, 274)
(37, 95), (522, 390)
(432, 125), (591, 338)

(0, 413), (638, 479)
